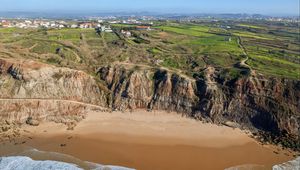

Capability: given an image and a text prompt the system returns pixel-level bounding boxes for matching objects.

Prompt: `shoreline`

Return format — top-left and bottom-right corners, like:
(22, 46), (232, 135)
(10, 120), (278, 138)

(0, 110), (295, 170)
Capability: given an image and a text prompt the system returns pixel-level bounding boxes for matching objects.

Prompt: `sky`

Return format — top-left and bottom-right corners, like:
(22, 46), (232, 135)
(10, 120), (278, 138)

(0, 0), (299, 16)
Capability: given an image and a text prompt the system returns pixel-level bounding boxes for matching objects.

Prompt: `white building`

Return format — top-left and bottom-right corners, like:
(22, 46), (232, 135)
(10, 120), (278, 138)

(101, 25), (113, 32)
(71, 24), (78, 28)
(109, 21), (120, 24)
(24, 20), (32, 24)
(121, 30), (131, 37)
(16, 23), (27, 28)
(58, 24), (65, 29)
(40, 21), (50, 28)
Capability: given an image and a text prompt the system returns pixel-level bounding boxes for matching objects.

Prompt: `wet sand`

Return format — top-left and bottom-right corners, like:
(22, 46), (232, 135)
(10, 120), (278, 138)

(0, 110), (294, 170)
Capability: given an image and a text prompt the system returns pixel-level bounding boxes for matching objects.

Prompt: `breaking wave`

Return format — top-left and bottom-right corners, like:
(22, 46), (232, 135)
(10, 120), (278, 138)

(0, 149), (134, 170)
(224, 164), (266, 170)
(225, 157), (300, 170)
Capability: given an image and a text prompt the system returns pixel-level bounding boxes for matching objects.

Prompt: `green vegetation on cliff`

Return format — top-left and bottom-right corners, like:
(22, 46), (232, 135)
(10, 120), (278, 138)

(0, 20), (299, 79)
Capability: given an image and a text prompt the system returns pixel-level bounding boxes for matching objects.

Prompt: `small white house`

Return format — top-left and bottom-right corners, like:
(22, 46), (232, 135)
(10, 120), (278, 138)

(109, 21), (119, 24)
(58, 24), (65, 29)
(121, 30), (131, 37)
(16, 23), (27, 28)
(101, 26), (113, 32)
(105, 26), (113, 32)
(71, 24), (78, 28)
(79, 23), (92, 29)
(24, 20), (32, 24)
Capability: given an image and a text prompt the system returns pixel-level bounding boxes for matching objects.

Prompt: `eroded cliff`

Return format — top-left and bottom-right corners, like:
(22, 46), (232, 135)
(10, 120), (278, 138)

(0, 58), (108, 105)
(0, 58), (108, 135)
(98, 65), (300, 149)
(0, 58), (299, 150)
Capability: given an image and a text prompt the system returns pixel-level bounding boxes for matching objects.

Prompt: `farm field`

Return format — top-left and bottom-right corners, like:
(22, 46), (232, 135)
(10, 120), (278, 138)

(0, 20), (299, 79)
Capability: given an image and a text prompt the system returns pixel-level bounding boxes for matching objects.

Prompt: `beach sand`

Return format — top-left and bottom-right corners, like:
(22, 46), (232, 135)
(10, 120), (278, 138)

(0, 110), (294, 170)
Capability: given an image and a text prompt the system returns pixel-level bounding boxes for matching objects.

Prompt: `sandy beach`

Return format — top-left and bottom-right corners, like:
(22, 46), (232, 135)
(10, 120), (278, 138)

(0, 110), (294, 170)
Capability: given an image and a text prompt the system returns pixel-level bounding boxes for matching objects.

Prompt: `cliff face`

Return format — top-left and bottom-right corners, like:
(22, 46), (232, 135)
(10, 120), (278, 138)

(99, 66), (197, 113)
(0, 100), (102, 124)
(98, 65), (300, 142)
(226, 76), (300, 137)
(0, 58), (299, 149)
(0, 58), (107, 105)
(0, 58), (107, 130)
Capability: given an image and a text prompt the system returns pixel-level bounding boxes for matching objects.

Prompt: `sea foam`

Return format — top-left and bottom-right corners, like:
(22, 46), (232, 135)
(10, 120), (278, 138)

(0, 156), (82, 170)
(0, 151), (135, 170)
(273, 157), (300, 170)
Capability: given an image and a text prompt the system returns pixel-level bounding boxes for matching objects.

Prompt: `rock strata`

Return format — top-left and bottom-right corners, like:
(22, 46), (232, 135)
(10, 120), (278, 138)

(98, 65), (300, 149)
(0, 59), (299, 150)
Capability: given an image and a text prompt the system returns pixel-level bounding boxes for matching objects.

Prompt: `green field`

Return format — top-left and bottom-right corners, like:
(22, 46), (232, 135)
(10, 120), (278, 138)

(237, 24), (265, 29)
(157, 25), (213, 37)
(0, 20), (299, 79)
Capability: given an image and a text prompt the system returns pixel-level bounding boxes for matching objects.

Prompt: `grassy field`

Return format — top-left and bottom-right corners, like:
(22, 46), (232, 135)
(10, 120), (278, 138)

(237, 24), (265, 29)
(245, 45), (300, 79)
(0, 20), (299, 79)
(232, 31), (273, 40)
(157, 25), (213, 37)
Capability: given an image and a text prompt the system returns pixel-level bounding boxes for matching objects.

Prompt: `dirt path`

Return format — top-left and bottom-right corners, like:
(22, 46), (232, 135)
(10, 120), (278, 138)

(28, 43), (38, 50)
(100, 33), (108, 49)
(0, 98), (106, 111)
(237, 36), (252, 70)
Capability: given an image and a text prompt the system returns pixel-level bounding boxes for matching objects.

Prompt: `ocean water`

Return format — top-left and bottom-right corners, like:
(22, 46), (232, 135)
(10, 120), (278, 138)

(0, 156), (82, 170)
(272, 157), (300, 170)
(224, 164), (266, 170)
(2, 147), (298, 170)
(0, 149), (135, 170)
(225, 157), (300, 170)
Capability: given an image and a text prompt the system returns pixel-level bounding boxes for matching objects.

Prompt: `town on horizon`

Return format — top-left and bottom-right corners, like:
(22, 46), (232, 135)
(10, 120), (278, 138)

(1, 0), (299, 17)
(0, 12), (299, 30)
(0, 11), (299, 19)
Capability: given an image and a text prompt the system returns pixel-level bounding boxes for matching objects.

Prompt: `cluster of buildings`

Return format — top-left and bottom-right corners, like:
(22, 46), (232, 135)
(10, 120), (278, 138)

(266, 17), (299, 23)
(108, 19), (153, 25)
(0, 18), (153, 39)
(136, 26), (152, 31)
(120, 25), (152, 38)
(0, 20), (68, 29)
(0, 19), (100, 30)
(0, 19), (151, 33)
(76, 22), (113, 32)
(0, 19), (114, 32)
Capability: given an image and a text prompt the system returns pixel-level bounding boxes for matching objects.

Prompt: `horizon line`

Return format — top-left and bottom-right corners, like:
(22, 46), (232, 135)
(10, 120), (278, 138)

(0, 10), (299, 17)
